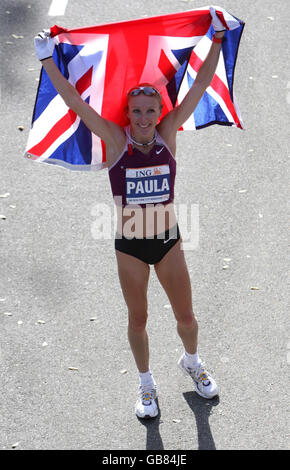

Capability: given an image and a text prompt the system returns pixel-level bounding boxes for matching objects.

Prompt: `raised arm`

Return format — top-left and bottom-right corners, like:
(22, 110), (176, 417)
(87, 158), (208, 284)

(158, 7), (226, 136)
(34, 31), (123, 146)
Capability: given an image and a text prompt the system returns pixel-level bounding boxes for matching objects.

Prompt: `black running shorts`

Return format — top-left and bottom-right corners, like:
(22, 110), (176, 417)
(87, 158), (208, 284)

(115, 224), (181, 265)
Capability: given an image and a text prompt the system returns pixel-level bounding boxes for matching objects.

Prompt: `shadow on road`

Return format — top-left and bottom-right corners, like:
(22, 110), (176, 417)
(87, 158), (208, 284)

(137, 398), (164, 450)
(138, 393), (219, 450)
(183, 392), (220, 450)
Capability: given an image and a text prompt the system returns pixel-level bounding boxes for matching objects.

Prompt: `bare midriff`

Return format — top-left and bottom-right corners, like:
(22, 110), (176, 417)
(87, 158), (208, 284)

(115, 202), (177, 238)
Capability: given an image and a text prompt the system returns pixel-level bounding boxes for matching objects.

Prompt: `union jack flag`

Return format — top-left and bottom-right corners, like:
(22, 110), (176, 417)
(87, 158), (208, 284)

(25, 6), (244, 171)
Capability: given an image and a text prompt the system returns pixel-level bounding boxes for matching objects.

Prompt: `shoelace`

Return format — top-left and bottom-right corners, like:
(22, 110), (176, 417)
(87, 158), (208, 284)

(139, 385), (156, 404)
(188, 362), (210, 385)
(142, 391), (153, 403)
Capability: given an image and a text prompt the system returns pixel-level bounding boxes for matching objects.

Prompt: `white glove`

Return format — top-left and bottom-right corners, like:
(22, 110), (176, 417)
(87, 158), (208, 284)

(210, 6), (226, 32)
(34, 29), (55, 61)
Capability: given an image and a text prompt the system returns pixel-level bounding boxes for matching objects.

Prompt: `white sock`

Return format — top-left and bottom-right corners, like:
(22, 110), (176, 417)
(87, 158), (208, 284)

(183, 350), (201, 368)
(138, 370), (156, 388)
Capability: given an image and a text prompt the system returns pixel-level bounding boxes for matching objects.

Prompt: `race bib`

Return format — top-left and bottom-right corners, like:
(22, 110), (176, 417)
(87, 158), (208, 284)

(126, 165), (170, 204)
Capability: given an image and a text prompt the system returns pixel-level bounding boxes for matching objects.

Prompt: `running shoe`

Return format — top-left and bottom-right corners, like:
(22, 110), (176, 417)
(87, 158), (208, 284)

(135, 384), (159, 419)
(178, 355), (218, 399)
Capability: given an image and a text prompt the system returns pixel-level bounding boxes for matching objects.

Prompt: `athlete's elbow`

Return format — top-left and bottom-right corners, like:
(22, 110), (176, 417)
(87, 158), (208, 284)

(193, 76), (211, 92)
(64, 88), (83, 112)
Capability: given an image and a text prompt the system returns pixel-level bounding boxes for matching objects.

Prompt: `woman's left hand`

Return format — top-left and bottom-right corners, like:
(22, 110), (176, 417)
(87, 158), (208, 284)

(209, 6), (226, 32)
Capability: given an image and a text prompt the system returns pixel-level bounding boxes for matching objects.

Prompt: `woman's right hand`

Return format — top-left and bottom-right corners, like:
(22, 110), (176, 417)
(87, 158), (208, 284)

(34, 30), (55, 61)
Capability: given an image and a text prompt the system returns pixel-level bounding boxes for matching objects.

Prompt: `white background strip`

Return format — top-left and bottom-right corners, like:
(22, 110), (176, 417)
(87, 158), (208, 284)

(48, 0), (69, 16)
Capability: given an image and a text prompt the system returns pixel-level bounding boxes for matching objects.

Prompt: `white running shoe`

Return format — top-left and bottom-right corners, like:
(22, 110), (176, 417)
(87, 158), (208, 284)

(178, 355), (218, 399)
(135, 384), (159, 419)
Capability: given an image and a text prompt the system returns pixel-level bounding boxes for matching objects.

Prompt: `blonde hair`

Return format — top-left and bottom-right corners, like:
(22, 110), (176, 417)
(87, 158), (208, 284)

(127, 83), (162, 107)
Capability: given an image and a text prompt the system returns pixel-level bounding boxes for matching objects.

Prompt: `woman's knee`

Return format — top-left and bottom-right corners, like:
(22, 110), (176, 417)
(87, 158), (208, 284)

(128, 309), (148, 332)
(176, 311), (198, 329)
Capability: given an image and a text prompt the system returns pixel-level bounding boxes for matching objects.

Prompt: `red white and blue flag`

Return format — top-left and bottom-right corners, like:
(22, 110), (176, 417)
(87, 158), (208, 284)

(25, 6), (244, 171)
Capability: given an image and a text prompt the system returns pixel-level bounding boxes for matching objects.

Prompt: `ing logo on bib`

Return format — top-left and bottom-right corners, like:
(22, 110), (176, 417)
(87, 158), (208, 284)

(126, 165), (170, 204)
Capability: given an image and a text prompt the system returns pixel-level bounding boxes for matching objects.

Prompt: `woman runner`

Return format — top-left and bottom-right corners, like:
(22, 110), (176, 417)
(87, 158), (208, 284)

(34, 8), (225, 419)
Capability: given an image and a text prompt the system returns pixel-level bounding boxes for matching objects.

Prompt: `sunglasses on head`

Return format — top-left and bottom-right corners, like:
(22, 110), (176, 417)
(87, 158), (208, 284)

(127, 86), (161, 99)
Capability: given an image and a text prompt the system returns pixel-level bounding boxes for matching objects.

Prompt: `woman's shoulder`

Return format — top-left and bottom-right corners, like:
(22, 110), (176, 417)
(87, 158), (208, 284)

(105, 123), (127, 168)
(105, 121), (127, 143)
(156, 122), (177, 158)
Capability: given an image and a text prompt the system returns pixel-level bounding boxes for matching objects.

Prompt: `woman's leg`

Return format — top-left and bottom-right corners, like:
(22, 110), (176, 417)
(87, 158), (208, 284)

(154, 240), (198, 354)
(154, 240), (218, 399)
(116, 250), (159, 417)
(115, 250), (151, 373)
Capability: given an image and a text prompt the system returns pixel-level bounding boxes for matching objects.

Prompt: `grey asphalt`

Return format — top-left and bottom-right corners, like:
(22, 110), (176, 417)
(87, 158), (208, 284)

(0, 0), (289, 451)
